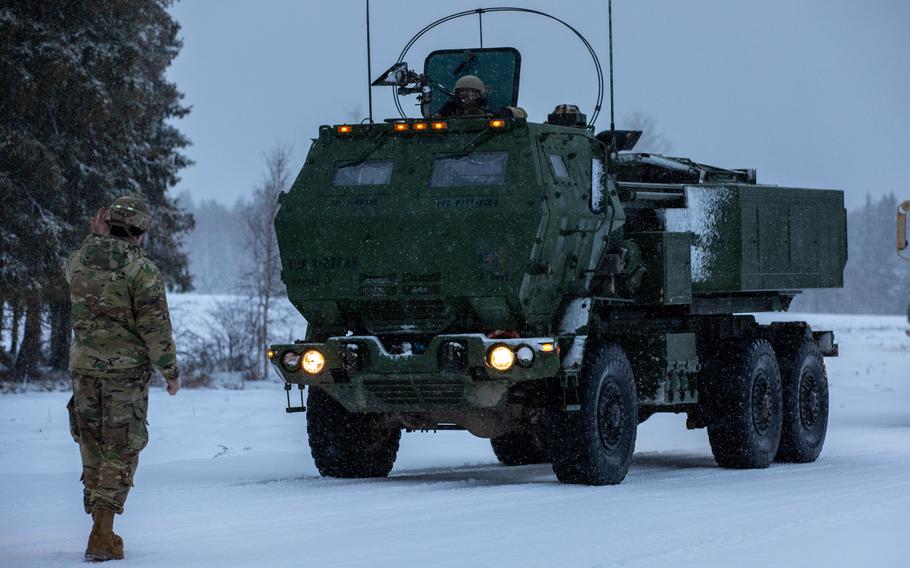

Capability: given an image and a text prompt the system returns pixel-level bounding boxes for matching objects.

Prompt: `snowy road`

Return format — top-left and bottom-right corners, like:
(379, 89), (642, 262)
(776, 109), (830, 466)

(1, 314), (908, 567)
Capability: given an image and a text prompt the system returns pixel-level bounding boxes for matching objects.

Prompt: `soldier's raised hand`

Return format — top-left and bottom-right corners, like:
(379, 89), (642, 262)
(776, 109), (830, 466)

(90, 207), (110, 235)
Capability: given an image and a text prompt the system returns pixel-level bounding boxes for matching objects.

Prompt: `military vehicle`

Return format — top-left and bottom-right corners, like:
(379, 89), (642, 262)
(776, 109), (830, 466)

(268, 7), (847, 485)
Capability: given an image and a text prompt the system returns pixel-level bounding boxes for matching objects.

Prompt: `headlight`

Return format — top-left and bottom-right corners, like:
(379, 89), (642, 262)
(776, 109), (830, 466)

(515, 345), (534, 367)
(301, 349), (326, 375)
(282, 351), (301, 370)
(487, 345), (515, 372)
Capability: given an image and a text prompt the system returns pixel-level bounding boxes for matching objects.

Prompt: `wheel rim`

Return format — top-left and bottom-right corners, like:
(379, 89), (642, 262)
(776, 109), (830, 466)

(597, 382), (625, 452)
(798, 369), (821, 428)
(751, 371), (773, 435)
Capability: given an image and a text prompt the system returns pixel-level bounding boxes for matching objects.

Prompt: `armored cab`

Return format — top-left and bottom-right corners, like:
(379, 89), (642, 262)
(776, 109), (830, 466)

(268, 42), (847, 485)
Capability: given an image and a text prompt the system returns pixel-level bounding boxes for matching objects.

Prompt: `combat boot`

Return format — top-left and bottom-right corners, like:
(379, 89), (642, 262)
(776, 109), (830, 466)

(85, 508), (124, 562)
(91, 509), (124, 551)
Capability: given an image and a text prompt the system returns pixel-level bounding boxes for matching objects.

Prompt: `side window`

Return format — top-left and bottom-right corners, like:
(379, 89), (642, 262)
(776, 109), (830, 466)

(332, 160), (394, 186)
(547, 154), (570, 181)
(591, 157), (607, 214)
(430, 151), (508, 187)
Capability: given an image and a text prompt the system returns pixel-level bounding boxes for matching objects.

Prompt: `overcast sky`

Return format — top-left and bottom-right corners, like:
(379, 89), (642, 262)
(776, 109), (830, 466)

(167, 0), (910, 209)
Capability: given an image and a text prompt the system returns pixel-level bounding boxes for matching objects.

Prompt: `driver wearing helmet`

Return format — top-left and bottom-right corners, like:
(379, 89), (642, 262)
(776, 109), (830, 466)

(436, 74), (528, 119)
(437, 74), (488, 117)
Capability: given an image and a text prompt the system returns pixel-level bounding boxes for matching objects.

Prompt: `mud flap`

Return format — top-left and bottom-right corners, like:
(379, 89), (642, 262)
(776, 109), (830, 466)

(558, 297), (593, 412)
(812, 331), (838, 357)
(560, 336), (587, 411)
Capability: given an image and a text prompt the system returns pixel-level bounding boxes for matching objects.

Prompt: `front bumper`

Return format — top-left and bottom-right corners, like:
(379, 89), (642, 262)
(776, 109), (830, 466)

(268, 334), (560, 412)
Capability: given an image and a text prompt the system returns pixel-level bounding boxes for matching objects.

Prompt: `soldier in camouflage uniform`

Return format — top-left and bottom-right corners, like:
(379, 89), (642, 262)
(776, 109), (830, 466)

(436, 74), (528, 119)
(65, 196), (180, 562)
(437, 74), (489, 117)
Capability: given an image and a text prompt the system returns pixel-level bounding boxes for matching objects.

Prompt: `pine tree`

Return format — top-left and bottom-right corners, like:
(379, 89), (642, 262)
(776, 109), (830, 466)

(0, 0), (193, 378)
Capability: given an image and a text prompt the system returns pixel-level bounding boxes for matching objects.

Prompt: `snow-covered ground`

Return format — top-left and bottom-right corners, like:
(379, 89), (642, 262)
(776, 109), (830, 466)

(1, 313), (908, 567)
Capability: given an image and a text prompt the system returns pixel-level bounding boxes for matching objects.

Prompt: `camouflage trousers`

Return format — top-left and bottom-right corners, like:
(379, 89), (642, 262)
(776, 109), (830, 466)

(67, 370), (150, 515)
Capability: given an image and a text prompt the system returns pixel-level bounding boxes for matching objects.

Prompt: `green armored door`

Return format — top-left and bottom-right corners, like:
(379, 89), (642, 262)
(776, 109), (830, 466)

(541, 134), (607, 297)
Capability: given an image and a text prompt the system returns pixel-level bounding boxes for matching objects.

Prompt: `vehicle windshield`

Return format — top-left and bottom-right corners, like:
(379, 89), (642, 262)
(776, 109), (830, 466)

(430, 152), (508, 187)
(332, 160), (394, 186)
(423, 48), (521, 118)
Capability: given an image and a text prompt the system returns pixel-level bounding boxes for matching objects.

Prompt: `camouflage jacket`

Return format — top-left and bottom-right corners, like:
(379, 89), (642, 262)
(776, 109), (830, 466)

(65, 234), (179, 380)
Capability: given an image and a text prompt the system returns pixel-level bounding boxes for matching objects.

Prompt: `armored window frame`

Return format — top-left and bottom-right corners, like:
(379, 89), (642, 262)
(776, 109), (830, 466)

(423, 48), (521, 118)
(429, 151), (509, 188)
(332, 160), (395, 187)
(547, 153), (571, 181)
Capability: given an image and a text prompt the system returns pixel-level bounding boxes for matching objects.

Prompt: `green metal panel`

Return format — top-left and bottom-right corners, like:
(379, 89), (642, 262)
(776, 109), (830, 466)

(622, 332), (698, 405)
(629, 232), (692, 305)
(676, 184), (847, 294)
(738, 186), (846, 290)
(275, 119), (622, 339)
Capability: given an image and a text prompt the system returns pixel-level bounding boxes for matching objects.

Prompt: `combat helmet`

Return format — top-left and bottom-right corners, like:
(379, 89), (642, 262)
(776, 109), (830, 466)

(454, 74), (486, 97)
(105, 196), (150, 234)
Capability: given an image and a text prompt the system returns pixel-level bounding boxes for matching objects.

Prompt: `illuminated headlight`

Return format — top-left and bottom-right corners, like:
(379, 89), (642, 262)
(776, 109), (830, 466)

(515, 345), (534, 367)
(301, 350), (326, 375)
(281, 351), (301, 371)
(487, 345), (515, 372)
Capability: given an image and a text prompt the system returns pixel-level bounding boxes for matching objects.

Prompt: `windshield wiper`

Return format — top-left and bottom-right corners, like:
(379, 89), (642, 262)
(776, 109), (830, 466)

(346, 130), (388, 167)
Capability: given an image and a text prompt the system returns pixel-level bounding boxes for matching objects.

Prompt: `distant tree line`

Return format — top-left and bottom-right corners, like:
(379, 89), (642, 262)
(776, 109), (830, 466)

(176, 146), (291, 386)
(0, 1), (193, 382)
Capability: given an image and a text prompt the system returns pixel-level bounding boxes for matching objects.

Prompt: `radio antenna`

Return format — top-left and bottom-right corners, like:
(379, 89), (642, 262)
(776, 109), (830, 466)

(608, 0), (615, 131)
(366, 0), (374, 123)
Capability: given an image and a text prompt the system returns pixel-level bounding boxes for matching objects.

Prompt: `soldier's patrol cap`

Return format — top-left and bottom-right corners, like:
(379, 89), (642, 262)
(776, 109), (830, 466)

(105, 196), (151, 233)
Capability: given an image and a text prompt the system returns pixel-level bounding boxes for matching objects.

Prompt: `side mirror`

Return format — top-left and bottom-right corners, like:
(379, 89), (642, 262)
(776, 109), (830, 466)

(898, 200), (910, 254)
(595, 130), (643, 153)
(372, 62), (411, 87)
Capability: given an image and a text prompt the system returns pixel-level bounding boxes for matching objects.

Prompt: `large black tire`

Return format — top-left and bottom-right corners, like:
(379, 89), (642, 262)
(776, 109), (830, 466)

(705, 339), (783, 469)
(491, 430), (549, 466)
(775, 340), (829, 463)
(548, 343), (637, 485)
(306, 388), (401, 478)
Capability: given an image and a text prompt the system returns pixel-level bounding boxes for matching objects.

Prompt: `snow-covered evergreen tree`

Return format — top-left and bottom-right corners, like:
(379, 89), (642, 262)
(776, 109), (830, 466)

(0, 0), (192, 376)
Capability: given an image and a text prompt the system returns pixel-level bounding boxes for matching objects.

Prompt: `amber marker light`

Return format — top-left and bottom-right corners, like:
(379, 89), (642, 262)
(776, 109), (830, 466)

(336, 125), (353, 134)
(489, 119), (506, 129)
(393, 123), (409, 132)
(487, 345), (516, 372)
(540, 342), (557, 353)
(301, 350), (326, 375)
(431, 121), (447, 130)
(267, 349), (275, 359)
(413, 122), (428, 131)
